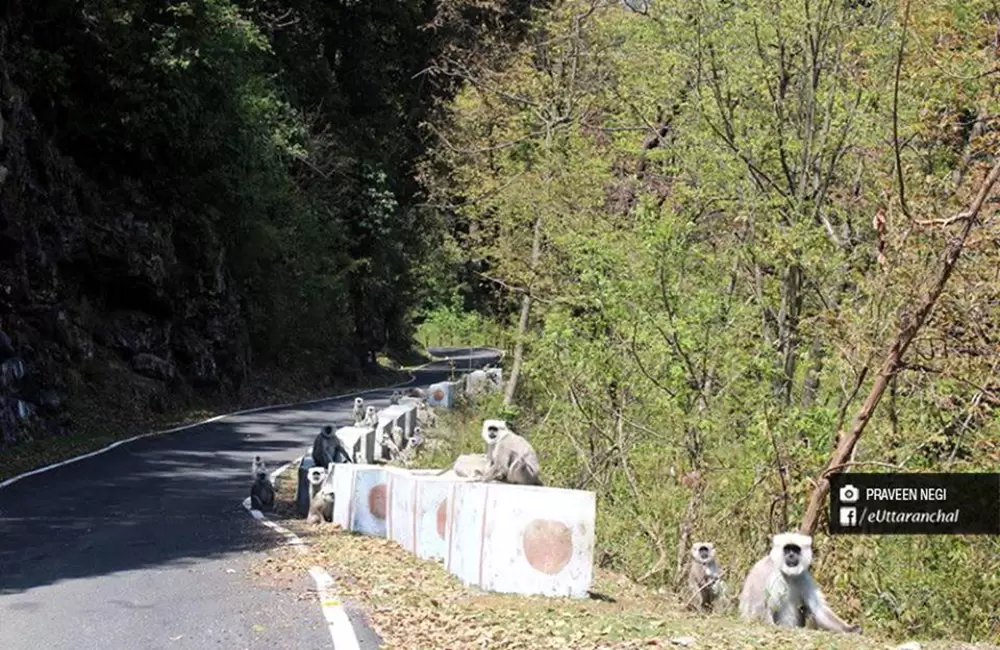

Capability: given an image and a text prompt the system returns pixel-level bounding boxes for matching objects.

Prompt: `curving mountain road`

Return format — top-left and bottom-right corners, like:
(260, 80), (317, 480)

(0, 347), (500, 650)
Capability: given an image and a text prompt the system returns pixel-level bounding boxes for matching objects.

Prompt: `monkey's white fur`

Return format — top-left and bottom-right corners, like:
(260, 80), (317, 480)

(688, 542), (724, 612)
(352, 397), (365, 425)
(381, 425), (403, 461)
(436, 453), (488, 478)
(363, 405), (378, 427)
(739, 532), (860, 634)
(307, 466), (328, 499)
(479, 420), (543, 486)
(251, 455), (267, 478)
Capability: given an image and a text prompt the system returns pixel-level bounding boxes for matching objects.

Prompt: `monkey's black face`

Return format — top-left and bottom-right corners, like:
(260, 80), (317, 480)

(783, 544), (802, 568)
(697, 546), (711, 561)
(486, 425), (499, 440)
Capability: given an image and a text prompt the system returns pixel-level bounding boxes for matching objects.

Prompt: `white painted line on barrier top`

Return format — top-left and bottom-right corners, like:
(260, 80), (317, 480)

(0, 347), (502, 492)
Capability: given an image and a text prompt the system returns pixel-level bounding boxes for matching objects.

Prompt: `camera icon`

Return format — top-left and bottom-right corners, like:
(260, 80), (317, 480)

(838, 483), (860, 504)
(839, 507), (858, 527)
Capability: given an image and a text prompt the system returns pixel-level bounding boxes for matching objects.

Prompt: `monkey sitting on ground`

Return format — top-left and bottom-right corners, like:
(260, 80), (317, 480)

(398, 426), (424, 465)
(352, 397), (365, 425)
(416, 403), (437, 428)
(312, 425), (353, 467)
(479, 420), (543, 486)
(409, 426), (424, 450)
(249, 456), (275, 512)
(687, 542), (725, 613)
(305, 466), (334, 524)
(389, 390), (402, 405)
(738, 532), (861, 634)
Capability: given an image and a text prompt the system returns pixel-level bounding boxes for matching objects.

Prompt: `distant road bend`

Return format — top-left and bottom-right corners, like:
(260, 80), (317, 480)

(0, 346), (500, 650)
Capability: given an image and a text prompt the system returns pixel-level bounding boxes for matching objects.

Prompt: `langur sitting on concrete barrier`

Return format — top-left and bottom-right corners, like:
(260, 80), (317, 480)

(479, 420), (543, 486)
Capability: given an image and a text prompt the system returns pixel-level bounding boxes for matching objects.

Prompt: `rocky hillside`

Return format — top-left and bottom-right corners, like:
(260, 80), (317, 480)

(0, 0), (538, 453)
(0, 27), (248, 447)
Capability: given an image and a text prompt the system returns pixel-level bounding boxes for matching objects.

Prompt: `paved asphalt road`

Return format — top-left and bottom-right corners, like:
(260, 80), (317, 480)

(0, 346), (500, 650)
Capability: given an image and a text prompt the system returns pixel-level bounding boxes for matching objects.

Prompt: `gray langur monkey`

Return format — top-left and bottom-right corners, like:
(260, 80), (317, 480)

(398, 426), (424, 465)
(409, 426), (424, 450)
(389, 390), (402, 405)
(249, 456), (275, 511)
(416, 403), (437, 428)
(352, 397), (365, 425)
(435, 453), (489, 479)
(307, 466), (328, 500)
(312, 425), (352, 467)
(305, 467), (334, 524)
(687, 542), (725, 612)
(362, 405), (378, 427)
(381, 424), (403, 461)
(738, 532), (861, 634)
(480, 419), (543, 486)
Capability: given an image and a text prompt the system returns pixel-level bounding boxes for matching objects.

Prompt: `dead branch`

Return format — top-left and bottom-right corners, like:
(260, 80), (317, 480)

(800, 156), (1000, 535)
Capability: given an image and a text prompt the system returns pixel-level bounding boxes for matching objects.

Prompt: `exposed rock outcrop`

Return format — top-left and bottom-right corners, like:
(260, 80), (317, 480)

(0, 25), (248, 449)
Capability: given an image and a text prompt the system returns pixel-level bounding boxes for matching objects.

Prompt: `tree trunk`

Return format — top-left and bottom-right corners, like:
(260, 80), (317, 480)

(774, 263), (803, 405)
(800, 337), (824, 409)
(503, 214), (543, 406)
(800, 158), (1000, 535)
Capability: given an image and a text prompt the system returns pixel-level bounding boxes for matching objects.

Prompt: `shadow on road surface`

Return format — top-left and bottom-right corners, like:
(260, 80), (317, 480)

(0, 346), (499, 595)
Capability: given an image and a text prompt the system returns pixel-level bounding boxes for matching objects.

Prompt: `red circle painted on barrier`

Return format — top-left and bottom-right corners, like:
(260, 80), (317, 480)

(368, 484), (387, 520)
(436, 499), (448, 539)
(432, 389), (445, 402)
(522, 519), (574, 576)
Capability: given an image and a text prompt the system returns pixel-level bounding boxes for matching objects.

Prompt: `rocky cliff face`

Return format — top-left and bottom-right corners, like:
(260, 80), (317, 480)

(0, 34), (249, 449)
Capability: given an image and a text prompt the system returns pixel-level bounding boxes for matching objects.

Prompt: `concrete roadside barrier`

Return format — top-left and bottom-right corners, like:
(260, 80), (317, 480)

(335, 424), (376, 464)
(329, 463), (388, 536)
(425, 381), (454, 409)
(386, 469), (458, 561)
(444, 481), (595, 598)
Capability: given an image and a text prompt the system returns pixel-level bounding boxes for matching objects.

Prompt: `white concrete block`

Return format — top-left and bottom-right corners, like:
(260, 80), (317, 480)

(378, 404), (415, 450)
(426, 381), (455, 409)
(444, 482), (596, 598)
(386, 470), (457, 561)
(329, 463), (389, 536)
(386, 468), (418, 552)
(336, 425), (376, 464)
(396, 401), (417, 435)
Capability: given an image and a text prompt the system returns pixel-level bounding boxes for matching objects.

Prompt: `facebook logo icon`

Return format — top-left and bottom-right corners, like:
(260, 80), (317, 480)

(839, 507), (858, 527)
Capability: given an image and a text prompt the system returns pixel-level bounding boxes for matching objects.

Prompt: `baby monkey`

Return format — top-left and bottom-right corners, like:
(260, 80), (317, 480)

(687, 542), (724, 613)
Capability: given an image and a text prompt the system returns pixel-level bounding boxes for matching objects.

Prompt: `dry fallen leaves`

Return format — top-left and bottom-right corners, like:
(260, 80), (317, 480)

(259, 478), (997, 650)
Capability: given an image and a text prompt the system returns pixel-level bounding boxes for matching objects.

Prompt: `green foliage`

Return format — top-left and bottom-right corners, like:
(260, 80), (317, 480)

(12, 0), (538, 378)
(415, 304), (504, 349)
(425, 0), (1000, 643)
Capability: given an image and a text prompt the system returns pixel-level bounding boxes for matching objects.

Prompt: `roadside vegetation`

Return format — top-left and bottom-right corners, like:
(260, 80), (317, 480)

(264, 407), (999, 650)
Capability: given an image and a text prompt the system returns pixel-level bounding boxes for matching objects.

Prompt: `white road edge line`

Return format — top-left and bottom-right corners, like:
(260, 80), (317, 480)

(0, 347), (498, 491)
(241, 456), (361, 650)
(238, 347), (505, 649)
(2, 346), (501, 650)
